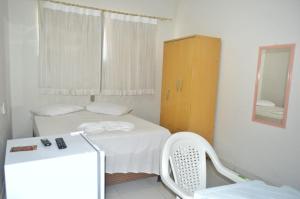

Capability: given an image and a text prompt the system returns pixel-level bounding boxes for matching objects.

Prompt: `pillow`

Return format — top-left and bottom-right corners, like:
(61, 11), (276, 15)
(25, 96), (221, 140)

(256, 100), (275, 107)
(31, 104), (84, 116)
(86, 102), (132, 116)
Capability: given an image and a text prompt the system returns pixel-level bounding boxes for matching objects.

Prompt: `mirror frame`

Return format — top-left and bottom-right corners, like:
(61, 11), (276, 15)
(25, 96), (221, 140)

(252, 44), (296, 128)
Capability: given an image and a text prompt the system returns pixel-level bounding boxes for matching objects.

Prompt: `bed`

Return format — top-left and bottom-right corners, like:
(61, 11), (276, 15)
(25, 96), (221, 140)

(33, 110), (170, 184)
(256, 105), (284, 120)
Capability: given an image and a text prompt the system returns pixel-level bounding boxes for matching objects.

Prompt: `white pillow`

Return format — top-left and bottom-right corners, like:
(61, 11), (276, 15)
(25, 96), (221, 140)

(31, 104), (84, 116)
(86, 102), (132, 116)
(256, 100), (275, 107)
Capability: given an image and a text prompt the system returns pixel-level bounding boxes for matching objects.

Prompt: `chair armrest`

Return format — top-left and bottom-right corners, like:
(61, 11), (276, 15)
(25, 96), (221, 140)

(213, 162), (248, 183)
(160, 173), (194, 199)
(161, 149), (194, 199)
(206, 147), (248, 183)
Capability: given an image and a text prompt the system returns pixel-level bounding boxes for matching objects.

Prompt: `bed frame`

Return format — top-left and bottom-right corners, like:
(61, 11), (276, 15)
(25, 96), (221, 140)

(106, 173), (157, 185)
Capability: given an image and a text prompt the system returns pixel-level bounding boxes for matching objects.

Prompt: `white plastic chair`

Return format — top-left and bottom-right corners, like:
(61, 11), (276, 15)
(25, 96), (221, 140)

(160, 132), (247, 199)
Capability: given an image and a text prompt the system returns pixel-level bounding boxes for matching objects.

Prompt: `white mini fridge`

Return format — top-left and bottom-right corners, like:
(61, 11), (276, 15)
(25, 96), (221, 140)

(4, 134), (105, 199)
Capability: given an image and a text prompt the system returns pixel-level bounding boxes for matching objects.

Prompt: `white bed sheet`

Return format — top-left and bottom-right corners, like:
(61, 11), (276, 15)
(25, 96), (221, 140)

(33, 111), (170, 174)
(256, 105), (284, 119)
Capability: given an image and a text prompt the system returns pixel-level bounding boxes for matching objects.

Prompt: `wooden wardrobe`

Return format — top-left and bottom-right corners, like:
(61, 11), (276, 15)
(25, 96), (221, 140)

(160, 35), (221, 143)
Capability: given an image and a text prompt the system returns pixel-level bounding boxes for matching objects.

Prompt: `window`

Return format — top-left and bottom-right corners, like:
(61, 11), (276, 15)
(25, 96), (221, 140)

(102, 13), (157, 95)
(38, 2), (157, 96)
(38, 1), (102, 95)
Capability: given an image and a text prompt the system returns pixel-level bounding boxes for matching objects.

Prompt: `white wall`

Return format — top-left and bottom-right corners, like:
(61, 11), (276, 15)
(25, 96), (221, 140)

(0, 0), (12, 194)
(175, 0), (300, 189)
(8, 0), (178, 138)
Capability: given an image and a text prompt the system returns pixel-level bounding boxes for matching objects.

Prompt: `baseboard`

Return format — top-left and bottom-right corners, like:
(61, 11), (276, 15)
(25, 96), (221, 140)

(106, 173), (156, 185)
(220, 158), (270, 183)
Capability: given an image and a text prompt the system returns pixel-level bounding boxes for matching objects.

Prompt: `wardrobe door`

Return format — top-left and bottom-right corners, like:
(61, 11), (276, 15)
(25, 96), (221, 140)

(173, 38), (194, 132)
(160, 41), (179, 132)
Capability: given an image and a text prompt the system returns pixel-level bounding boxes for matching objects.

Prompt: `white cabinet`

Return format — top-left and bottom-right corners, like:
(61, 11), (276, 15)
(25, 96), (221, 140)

(5, 134), (105, 199)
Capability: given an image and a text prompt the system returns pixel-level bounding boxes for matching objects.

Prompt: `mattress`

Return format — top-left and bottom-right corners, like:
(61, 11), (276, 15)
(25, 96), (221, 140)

(34, 111), (170, 174)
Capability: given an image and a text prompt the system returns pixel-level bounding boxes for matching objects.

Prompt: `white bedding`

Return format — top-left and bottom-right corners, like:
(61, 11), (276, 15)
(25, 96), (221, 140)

(256, 105), (284, 119)
(33, 111), (170, 174)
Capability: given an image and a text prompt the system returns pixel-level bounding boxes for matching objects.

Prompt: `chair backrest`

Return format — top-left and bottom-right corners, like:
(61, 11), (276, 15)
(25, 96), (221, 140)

(160, 132), (220, 198)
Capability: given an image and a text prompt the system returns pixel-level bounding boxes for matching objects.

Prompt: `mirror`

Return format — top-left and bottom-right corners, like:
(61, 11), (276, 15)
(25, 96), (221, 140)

(252, 44), (295, 128)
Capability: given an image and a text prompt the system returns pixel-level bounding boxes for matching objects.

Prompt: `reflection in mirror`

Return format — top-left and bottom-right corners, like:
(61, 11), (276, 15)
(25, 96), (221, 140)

(252, 44), (295, 128)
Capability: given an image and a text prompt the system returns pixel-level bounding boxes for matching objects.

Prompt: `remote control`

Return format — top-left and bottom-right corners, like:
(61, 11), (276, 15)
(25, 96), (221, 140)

(40, 138), (52, 147)
(55, 137), (67, 149)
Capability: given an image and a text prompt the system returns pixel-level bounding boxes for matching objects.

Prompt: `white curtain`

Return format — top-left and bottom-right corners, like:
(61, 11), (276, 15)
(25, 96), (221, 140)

(102, 12), (157, 95)
(38, 1), (102, 95)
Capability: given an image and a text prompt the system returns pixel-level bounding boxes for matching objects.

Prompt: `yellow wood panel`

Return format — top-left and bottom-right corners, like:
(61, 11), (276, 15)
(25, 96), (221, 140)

(187, 36), (221, 143)
(160, 38), (194, 133)
(160, 35), (221, 143)
(173, 38), (194, 132)
(160, 41), (179, 132)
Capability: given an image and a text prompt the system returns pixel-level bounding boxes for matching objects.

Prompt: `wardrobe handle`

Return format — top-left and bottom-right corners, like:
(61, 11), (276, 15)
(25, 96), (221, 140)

(176, 80), (180, 92)
(180, 80), (183, 92)
(166, 89), (170, 100)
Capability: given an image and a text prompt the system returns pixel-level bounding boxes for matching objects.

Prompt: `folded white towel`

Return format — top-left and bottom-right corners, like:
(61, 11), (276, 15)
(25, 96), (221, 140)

(78, 121), (135, 133)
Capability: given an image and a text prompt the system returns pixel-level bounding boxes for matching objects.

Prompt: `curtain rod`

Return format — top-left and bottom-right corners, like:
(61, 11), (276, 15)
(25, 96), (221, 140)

(41, 0), (172, 21)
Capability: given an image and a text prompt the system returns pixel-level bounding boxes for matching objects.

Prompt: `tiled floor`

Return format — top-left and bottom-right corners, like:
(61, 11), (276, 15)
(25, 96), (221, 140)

(106, 161), (233, 199)
(106, 177), (175, 199)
